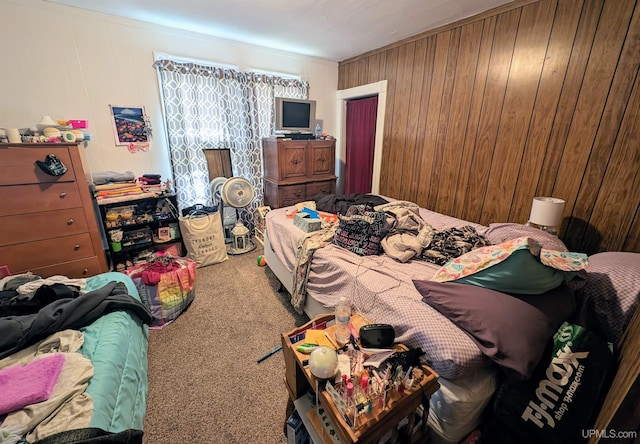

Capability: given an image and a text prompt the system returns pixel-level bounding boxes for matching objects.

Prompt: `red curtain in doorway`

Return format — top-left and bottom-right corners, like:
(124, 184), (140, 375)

(344, 95), (378, 195)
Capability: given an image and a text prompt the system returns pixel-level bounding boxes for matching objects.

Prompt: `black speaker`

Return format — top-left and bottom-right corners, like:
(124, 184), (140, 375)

(359, 324), (395, 348)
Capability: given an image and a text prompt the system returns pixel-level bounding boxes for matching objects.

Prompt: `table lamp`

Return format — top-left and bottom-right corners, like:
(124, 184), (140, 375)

(526, 197), (565, 235)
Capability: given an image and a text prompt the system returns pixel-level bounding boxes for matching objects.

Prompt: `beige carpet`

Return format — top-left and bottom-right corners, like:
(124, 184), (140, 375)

(143, 246), (309, 443)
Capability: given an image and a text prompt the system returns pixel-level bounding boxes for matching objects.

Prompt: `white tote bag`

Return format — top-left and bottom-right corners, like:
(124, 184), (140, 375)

(178, 210), (228, 267)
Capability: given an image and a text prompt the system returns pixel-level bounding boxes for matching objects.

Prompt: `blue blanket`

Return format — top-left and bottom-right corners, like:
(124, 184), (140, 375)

(80, 272), (149, 433)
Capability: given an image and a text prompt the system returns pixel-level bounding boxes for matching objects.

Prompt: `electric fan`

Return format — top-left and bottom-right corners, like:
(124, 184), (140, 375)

(209, 176), (237, 243)
(220, 176), (256, 255)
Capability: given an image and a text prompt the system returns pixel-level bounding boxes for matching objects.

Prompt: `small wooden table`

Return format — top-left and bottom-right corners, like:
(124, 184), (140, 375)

(282, 314), (440, 443)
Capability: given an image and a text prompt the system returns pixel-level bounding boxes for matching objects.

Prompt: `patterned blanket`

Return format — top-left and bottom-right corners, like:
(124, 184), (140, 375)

(420, 225), (491, 265)
(291, 224), (338, 313)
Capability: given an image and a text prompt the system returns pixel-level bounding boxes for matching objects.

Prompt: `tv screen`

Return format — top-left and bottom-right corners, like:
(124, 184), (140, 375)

(275, 97), (316, 132)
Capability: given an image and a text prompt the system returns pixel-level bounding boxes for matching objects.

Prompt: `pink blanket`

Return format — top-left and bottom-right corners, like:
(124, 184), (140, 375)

(0, 353), (65, 415)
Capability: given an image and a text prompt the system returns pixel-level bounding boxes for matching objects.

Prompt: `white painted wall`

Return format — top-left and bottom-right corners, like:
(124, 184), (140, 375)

(0, 0), (338, 184)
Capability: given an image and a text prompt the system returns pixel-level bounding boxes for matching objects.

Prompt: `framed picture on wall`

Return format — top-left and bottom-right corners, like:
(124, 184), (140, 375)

(109, 105), (149, 145)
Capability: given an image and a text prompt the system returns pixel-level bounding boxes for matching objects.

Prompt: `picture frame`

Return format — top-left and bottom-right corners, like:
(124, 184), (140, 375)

(109, 105), (149, 145)
(157, 226), (171, 241)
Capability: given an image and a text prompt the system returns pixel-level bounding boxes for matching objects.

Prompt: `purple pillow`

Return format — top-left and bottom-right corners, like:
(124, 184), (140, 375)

(481, 223), (568, 252)
(413, 280), (575, 380)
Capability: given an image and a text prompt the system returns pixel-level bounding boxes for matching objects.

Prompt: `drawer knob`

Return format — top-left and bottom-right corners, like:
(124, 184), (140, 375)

(74, 244), (80, 250)
(59, 192), (67, 198)
(81, 268), (88, 275)
(67, 219), (74, 225)
(294, 191), (301, 197)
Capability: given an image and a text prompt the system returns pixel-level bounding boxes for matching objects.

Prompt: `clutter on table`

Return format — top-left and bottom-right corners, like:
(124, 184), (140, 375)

(286, 313), (431, 433)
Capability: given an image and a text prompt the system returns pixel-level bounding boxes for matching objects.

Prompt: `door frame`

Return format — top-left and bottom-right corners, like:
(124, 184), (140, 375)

(335, 80), (387, 194)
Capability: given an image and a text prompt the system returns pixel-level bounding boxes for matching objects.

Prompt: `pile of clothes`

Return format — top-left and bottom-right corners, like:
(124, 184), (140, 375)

(313, 195), (490, 264)
(138, 174), (163, 193)
(0, 273), (151, 359)
(92, 171), (167, 202)
(0, 273), (151, 443)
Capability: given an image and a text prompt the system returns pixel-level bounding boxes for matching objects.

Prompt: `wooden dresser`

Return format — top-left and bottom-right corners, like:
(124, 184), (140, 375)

(0, 143), (107, 278)
(262, 137), (337, 208)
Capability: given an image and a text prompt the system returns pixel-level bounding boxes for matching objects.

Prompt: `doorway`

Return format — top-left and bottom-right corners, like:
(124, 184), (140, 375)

(336, 80), (388, 194)
(344, 96), (378, 194)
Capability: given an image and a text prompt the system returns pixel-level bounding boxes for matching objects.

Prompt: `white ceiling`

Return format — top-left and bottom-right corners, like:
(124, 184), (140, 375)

(44, 0), (514, 61)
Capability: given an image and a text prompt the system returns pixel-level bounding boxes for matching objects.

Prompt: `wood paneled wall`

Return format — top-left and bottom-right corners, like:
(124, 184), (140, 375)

(338, 0), (640, 254)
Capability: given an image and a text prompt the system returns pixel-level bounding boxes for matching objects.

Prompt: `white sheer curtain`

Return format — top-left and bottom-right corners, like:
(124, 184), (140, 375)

(153, 59), (308, 226)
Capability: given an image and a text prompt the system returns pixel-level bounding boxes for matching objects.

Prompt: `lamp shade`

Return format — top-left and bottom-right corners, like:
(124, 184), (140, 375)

(528, 197), (565, 227)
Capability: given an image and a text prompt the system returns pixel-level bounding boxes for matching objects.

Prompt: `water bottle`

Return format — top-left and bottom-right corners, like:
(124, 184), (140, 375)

(335, 296), (351, 346)
(314, 123), (322, 139)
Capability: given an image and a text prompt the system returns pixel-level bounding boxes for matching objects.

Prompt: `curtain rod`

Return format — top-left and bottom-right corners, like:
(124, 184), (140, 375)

(153, 51), (239, 70)
(153, 52), (301, 80)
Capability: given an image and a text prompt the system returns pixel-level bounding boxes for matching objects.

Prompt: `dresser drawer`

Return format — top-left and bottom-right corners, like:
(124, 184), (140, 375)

(29, 257), (102, 279)
(0, 233), (96, 272)
(281, 184), (307, 202)
(0, 146), (75, 185)
(306, 180), (336, 198)
(0, 182), (83, 216)
(0, 208), (90, 246)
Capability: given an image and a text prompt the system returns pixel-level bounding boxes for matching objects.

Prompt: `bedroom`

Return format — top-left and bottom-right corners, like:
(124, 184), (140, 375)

(1, 0), (639, 443)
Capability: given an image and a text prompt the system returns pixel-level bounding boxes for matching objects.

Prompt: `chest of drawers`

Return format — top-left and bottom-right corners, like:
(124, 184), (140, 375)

(0, 143), (107, 278)
(262, 137), (337, 208)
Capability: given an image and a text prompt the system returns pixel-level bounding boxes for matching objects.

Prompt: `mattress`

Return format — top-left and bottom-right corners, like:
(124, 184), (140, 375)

(265, 205), (493, 380)
(80, 272), (149, 432)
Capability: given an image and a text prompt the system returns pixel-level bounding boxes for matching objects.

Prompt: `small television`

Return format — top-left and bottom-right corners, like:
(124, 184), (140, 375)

(275, 97), (316, 133)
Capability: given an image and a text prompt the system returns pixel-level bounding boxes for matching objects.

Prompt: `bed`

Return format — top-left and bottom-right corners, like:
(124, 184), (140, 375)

(264, 195), (640, 443)
(0, 271), (151, 444)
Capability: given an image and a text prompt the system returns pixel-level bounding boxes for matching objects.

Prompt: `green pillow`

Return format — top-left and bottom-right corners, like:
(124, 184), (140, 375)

(431, 237), (587, 294)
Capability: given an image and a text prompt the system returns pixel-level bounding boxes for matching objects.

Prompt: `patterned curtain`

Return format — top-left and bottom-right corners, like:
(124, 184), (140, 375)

(153, 59), (308, 226)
